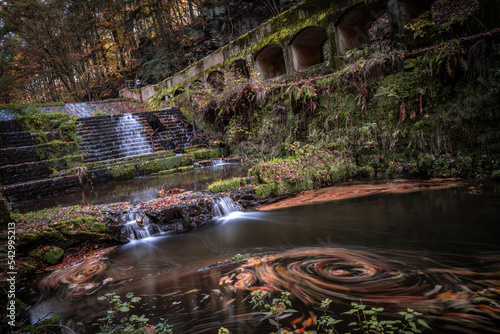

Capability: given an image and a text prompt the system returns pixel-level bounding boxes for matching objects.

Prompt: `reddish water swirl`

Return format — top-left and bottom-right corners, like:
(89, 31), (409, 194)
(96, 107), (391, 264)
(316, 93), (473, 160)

(219, 247), (500, 331)
(39, 258), (109, 296)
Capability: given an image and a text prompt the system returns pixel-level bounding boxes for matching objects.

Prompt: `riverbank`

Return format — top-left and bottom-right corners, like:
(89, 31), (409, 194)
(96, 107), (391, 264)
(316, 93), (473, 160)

(257, 178), (467, 211)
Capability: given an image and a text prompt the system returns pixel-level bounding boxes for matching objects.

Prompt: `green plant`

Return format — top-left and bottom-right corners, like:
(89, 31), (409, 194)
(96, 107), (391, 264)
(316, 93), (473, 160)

(48, 167), (58, 178)
(426, 39), (467, 82)
(318, 298), (343, 334)
(94, 292), (172, 334)
(250, 290), (297, 333)
(342, 302), (431, 334)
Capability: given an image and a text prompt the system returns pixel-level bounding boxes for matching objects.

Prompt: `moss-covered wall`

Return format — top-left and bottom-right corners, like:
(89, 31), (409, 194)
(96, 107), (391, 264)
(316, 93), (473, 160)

(143, 0), (500, 111)
(171, 30), (500, 178)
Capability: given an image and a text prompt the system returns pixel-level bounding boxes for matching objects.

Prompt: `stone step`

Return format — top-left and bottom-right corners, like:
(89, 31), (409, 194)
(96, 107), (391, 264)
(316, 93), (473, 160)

(82, 151), (151, 163)
(0, 120), (21, 133)
(0, 142), (80, 167)
(1, 174), (82, 201)
(0, 156), (82, 185)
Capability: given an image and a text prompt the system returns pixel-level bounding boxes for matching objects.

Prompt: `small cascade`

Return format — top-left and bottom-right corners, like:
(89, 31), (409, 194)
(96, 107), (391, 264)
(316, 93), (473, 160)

(116, 113), (152, 158)
(125, 221), (151, 241)
(212, 195), (242, 219)
(176, 123), (191, 148)
(211, 158), (225, 166)
(120, 207), (159, 242)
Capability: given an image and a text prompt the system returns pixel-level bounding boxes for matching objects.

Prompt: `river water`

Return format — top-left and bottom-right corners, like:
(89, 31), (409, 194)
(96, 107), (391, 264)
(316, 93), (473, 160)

(12, 163), (249, 213)
(29, 183), (500, 333)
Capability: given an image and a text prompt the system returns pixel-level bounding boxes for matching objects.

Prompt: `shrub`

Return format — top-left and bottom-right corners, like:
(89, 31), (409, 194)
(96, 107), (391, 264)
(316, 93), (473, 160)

(249, 149), (356, 198)
(356, 165), (376, 177)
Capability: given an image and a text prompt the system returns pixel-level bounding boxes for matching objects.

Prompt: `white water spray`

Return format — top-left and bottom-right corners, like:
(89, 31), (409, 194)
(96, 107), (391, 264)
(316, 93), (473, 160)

(212, 195), (242, 218)
(116, 113), (152, 157)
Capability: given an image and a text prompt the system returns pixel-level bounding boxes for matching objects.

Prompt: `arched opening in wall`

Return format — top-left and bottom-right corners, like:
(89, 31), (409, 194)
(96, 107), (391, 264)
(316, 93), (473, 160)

(207, 71), (224, 90)
(255, 45), (286, 80)
(290, 26), (328, 71)
(336, 1), (387, 53)
(173, 87), (185, 96)
(232, 59), (250, 79)
(399, 0), (434, 24)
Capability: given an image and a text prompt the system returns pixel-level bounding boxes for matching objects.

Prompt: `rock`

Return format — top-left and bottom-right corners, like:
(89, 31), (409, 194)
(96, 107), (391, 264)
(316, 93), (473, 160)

(28, 246), (64, 265)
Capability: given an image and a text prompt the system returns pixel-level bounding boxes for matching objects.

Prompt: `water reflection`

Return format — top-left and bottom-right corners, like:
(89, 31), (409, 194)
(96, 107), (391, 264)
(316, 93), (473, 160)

(13, 163), (249, 213)
(30, 186), (500, 333)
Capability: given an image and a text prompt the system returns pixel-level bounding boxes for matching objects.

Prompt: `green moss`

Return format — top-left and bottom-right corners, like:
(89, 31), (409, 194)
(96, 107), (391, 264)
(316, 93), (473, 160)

(194, 148), (222, 160)
(29, 246), (64, 265)
(208, 176), (257, 193)
(138, 154), (196, 174)
(152, 168), (177, 176)
(177, 166), (195, 172)
(254, 183), (277, 199)
(35, 141), (80, 161)
(107, 164), (136, 180)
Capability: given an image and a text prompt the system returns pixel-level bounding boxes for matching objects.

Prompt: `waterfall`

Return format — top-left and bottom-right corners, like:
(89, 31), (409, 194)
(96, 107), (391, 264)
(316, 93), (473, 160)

(125, 221), (151, 241)
(116, 113), (152, 158)
(211, 158), (225, 166)
(121, 208), (159, 242)
(212, 195), (242, 219)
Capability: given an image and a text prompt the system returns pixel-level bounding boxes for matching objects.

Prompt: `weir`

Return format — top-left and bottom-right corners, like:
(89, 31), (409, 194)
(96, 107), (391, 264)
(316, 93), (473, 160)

(116, 113), (152, 158)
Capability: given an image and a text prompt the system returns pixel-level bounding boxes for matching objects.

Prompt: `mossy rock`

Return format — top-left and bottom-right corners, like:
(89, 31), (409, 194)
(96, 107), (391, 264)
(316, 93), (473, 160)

(107, 164), (136, 180)
(138, 154), (196, 174)
(177, 166), (195, 172)
(18, 230), (66, 248)
(208, 176), (257, 193)
(29, 246), (64, 265)
(152, 168), (177, 176)
(254, 183), (277, 199)
(194, 148), (222, 160)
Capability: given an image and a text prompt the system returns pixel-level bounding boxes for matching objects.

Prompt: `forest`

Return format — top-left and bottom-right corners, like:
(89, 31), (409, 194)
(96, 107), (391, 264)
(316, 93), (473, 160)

(0, 0), (288, 103)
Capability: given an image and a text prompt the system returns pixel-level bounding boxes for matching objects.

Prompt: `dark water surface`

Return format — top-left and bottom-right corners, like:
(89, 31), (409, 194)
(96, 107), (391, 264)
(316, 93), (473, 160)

(13, 163), (249, 213)
(30, 184), (500, 333)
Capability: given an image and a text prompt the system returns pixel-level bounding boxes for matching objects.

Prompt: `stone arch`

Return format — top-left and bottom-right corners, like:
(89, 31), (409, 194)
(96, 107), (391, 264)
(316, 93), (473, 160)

(336, 1), (388, 53)
(173, 87), (185, 96)
(255, 45), (286, 80)
(207, 70), (224, 89)
(290, 26), (328, 71)
(232, 59), (250, 79)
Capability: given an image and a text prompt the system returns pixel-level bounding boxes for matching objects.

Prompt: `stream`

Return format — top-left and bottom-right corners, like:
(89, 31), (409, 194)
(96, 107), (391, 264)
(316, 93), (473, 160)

(12, 163), (249, 213)
(27, 183), (500, 333)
